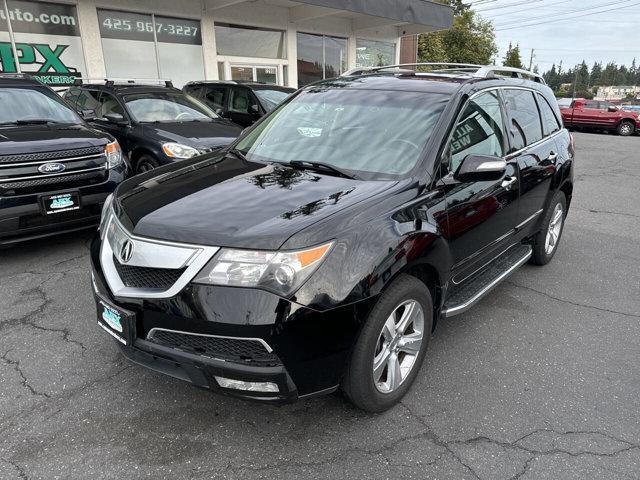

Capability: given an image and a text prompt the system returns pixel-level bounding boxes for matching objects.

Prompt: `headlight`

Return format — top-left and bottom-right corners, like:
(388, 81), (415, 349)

(192, 242), (334, 296)
(162, 142), (200, 159)
(99, 193), (114, 239)
(105, 141), (123, 168)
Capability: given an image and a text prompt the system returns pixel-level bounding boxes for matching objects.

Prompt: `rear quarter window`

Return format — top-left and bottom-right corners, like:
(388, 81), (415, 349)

(502, 89), (543, 152)
(537, 94), (561, 136)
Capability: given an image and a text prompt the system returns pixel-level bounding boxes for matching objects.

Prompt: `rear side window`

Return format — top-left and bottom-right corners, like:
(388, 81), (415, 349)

(584, 101), (599, 109)
(537, 94), (561, 136)
(502, 89), (543, 152)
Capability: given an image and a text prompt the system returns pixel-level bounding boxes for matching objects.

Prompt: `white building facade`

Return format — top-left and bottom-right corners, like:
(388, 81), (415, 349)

(0, 0), (453, 88)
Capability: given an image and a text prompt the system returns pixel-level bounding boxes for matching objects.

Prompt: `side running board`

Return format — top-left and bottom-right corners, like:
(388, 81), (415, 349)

(442, 244), (532, 317)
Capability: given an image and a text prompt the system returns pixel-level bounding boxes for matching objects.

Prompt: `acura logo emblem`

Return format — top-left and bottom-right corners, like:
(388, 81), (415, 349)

(38, 162), (66, 174)
(119, 240), (134, 263)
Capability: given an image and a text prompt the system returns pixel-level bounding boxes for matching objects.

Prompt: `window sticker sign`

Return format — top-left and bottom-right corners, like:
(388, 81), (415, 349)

(0, 1), (85, 86)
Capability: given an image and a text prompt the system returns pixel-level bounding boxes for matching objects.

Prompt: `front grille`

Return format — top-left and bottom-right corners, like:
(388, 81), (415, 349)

(113, 256), (186, 290)
(148, 329), (280, 365)
(0, 146), (104, 164)
(0, 170), (107, 192)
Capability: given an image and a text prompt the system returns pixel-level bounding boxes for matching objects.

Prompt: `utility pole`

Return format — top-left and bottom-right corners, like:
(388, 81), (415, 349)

(528, 49), (535, 71)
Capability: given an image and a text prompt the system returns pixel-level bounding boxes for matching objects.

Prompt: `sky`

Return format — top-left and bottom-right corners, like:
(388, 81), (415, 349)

(464, 0), (640, 73)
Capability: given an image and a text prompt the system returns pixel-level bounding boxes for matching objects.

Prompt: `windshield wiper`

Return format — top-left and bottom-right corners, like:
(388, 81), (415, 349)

(228, 148), (248, 162)
(15, 119), (61, 125)
(288, 160), (360, 180)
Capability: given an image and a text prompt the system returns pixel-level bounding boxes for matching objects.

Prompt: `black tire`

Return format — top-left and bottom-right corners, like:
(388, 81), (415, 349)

(135, 154), (161, 174)
(617, 121), (635, 137)
(342, 274), (433, 413)
(530, 191), (567, 266)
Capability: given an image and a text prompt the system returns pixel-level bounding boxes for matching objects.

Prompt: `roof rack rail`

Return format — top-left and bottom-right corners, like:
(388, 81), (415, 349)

(342, 63), (483, 77)
(342, 63), (546, 84)
(73, 77), (174, 88)
(474, 66), (546, 84)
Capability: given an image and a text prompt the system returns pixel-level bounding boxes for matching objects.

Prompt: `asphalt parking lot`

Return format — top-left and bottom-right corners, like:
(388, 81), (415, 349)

(1, 131), (639, 480)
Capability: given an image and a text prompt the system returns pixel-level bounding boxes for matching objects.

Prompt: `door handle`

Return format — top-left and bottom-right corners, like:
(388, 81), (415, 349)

(501, 175), (517, 190)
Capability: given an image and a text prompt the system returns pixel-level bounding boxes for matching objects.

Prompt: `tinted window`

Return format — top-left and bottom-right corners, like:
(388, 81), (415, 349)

(537, 94), (561, 136)
(503, 89), (543, 151)
(584, 101), (599, 109)
(235, 89), (448, 179)
(229, 88), (254, 113)
(447, 91), (506, 174)
(75, 89), (102, 117)
(100, 93), (126, 119)
(203, 86), (227, 110)
(0, 87), (82, 125)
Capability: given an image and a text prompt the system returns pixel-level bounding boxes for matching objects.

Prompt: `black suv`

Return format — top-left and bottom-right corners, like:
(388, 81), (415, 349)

(0, 74), (125, 246)
(183, 81), (295, 127)
(64, 81), (243, 174)
(90, 65), (574, 412)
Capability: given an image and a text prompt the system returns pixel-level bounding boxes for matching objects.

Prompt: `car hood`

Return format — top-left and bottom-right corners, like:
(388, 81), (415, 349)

(0, 123), (110, 155)
(114, 153), (397, 250)
(143, 120), (242, 150)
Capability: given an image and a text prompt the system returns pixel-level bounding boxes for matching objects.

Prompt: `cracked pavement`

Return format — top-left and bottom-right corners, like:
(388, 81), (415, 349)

(1, 132), (639, 479)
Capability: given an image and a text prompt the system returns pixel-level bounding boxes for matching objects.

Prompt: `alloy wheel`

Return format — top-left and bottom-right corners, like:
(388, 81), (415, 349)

(545, 203), (564, 255)
(620, 123), (633, 136)
(372, 299), (424, 394)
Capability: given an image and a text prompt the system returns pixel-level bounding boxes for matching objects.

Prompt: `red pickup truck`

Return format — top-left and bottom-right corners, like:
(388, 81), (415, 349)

(560, 98), (640, 136)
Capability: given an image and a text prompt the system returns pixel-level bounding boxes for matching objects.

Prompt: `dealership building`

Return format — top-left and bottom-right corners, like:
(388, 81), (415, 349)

(0, 0), (452, 88)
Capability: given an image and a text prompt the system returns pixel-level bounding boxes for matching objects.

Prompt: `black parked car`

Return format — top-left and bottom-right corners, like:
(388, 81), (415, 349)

(64, 81), (243, 174)
(183, 81), (295, 127)
(90, 65), (574, 412)
(0, 74), (125, 246)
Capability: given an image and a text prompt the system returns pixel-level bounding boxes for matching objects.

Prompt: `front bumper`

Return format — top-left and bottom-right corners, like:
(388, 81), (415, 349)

(0, 166), (125, 245)
(90, 235), (374, 402)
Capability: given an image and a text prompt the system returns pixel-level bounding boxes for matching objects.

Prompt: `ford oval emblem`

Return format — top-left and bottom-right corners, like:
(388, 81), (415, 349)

(38, 162), (66, 174)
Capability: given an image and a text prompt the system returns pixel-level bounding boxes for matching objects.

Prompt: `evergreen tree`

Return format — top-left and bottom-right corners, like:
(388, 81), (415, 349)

(503, 42), (524, 69)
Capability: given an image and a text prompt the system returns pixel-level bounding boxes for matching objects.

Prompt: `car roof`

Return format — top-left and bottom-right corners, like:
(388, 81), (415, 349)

(308, 72), (555, 99)
(186, 80), (295, 91)
(77, 83), (183, 96)
(0, 74), (48, 87)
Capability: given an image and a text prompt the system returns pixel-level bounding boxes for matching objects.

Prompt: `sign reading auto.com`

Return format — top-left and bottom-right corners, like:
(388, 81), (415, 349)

(0, 0), (85, 86)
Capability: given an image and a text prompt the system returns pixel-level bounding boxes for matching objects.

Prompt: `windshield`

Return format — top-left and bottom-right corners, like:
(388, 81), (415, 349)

(0, 86), (82, 125)
(124, 92), (219, 123)
(254, 89), (291, 112)
(235, 87), (448, 179)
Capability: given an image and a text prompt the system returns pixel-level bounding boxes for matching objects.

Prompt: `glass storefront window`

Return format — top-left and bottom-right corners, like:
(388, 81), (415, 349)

(297, 32), (347, 88)
(97, 9), (204, 88)
(0, 0), (87, 86)
(215, 24), (285, 59)
(356, 39), (396, 68)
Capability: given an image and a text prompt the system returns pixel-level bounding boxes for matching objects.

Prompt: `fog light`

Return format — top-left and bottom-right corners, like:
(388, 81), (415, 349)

(214, 376), (279, 393)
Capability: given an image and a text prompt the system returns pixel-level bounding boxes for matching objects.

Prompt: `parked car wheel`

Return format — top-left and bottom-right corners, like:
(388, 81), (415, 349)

(530, 191), (567, 266)
(617, 121), (635, 137)
(342, 274), (433, 412)
(135, 154), (161, 174)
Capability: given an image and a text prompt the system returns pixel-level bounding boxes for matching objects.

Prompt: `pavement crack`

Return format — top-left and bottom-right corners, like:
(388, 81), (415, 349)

(505, 281), (640, 319)
(400, 402), (481, 479)
(1, 458), (28, 480)
(578, 207), (640, 219)
(1, 350), (50, 399)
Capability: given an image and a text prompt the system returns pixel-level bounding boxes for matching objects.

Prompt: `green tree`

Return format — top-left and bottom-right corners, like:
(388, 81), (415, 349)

(419, 7), (497, 65)
(503, 42), (523, 69)
(590, 62), (602, 86)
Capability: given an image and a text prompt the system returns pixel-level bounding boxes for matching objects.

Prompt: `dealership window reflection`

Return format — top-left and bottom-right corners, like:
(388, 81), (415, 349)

(297, 32), (347, 87)
(356, 39), (396, 68)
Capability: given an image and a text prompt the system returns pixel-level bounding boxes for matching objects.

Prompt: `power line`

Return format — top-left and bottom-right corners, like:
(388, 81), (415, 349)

(494, 0), (640, 30)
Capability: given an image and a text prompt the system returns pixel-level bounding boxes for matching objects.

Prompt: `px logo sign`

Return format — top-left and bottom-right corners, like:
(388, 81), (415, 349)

(0, 42), (75, 74)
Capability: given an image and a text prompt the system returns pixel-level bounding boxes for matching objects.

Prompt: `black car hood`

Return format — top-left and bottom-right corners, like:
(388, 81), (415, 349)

(143, 120), (242, 150)
(115, 154), (397, 250)
(0, 123), (110, 155)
